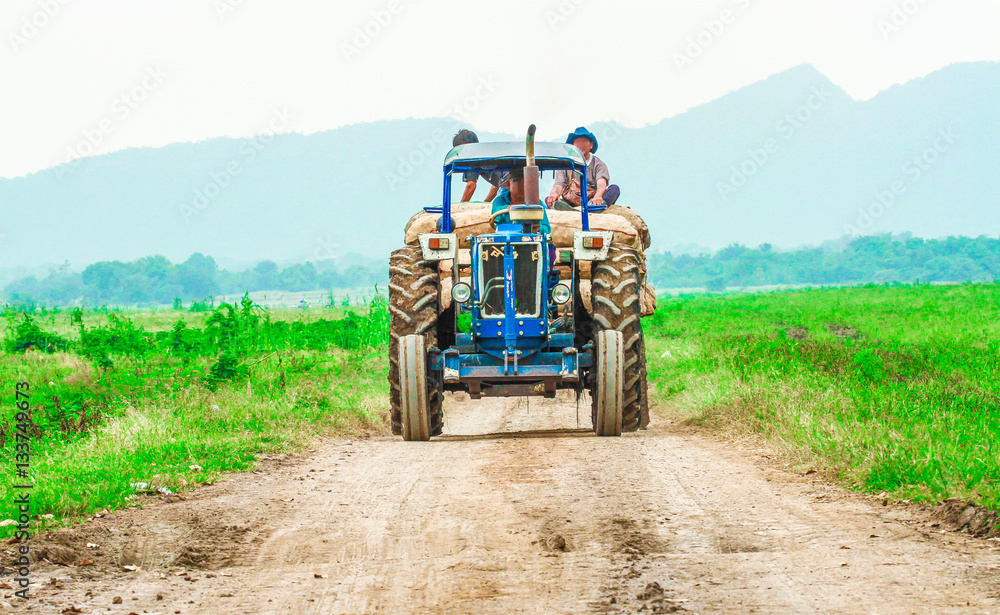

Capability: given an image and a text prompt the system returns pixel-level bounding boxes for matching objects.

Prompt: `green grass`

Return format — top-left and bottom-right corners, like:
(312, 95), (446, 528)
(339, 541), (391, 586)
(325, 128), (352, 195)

(7, 282), (1000, 538)
(0, 297), (390, 538)
(645, 282), (1000, 509)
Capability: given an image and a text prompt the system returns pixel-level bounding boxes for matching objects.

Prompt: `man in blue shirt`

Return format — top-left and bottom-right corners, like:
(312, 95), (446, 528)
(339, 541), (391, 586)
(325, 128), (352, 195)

(490, 166), (551, 234)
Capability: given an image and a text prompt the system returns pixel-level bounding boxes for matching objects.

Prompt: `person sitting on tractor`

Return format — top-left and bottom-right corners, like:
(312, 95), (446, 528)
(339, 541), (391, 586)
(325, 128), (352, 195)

(453, 129), (508, 203)
(490, 166), (551, 234)
(545, 126), (621, 210)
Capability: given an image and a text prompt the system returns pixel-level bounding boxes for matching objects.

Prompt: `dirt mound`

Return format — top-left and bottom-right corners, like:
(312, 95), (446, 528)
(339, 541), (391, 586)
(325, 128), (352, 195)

(826, 323), (862, 338)
(609, 517), (669, 557)
(787, 326), (808, 340)
(934, 499), (1000, 538)
(537, 533), (570, 552)
(24, 531), (87, 566)
(13, 468), (290, 578)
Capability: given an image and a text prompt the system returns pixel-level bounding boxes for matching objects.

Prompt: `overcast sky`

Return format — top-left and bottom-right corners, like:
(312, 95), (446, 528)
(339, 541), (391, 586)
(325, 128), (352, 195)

(1, 0), (998, 178)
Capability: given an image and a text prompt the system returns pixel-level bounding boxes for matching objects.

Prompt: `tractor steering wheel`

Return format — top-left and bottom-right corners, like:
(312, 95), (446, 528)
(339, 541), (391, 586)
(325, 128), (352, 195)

(489, 208), (511, 228)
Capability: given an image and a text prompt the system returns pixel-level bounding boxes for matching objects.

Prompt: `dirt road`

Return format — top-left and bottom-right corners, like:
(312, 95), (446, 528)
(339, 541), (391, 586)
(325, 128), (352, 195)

(13, 392), (1000, 614)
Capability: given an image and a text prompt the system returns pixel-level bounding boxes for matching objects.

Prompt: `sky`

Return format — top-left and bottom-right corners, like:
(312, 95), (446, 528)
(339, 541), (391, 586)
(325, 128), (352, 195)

(1, 0), (998, 179)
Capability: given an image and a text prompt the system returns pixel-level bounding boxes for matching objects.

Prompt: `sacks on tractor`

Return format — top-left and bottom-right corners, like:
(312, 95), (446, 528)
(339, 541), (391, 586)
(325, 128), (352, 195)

(404, 202), (650, 250)
(404, 203), (657, 317)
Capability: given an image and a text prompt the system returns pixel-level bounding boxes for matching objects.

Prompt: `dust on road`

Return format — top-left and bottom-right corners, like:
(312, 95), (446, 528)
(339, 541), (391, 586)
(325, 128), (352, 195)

(11, 392), (1000, 614)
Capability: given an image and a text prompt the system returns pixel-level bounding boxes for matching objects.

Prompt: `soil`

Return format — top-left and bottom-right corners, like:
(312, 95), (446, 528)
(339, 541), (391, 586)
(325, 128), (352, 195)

(6, 392), (1000, 614)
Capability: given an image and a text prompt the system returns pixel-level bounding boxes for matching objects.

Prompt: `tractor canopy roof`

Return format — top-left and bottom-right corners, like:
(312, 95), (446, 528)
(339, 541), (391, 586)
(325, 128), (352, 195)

(444, 141), (586, 172)
(432, 139), (600, 233)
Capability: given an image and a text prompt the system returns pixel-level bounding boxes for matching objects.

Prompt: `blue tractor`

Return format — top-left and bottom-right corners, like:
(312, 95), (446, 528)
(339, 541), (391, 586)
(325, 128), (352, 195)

(389, 126), (649, 440)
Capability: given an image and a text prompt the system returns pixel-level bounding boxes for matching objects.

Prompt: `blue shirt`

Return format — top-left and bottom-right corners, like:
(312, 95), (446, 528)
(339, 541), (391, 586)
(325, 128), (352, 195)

(490, 188), (551, 234)
(462, 170), (508, 187)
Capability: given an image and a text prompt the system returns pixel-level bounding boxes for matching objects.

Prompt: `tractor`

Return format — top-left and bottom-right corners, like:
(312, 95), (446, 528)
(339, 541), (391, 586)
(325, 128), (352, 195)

(389, 125), (650, 440)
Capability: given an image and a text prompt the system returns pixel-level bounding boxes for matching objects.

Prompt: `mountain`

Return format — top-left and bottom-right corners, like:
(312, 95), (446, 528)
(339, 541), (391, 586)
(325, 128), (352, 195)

(605, 62), (1000, 253)
(1, 62), (998, 272)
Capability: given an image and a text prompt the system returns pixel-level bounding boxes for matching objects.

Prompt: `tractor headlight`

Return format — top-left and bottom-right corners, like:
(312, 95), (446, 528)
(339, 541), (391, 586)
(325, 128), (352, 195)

(451, 282), (473, 304)
(551, 283), (571, 305)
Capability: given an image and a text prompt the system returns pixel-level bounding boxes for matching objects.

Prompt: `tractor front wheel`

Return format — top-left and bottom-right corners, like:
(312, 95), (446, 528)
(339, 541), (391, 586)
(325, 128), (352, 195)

(388, 246), (444, 437)
(398, 334), (431, 441)
(592, 330), (624, 437)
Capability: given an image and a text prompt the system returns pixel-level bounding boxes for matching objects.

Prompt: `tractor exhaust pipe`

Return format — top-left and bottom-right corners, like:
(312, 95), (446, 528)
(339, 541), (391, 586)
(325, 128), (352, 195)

(523, 124), (540, 206)
(509, 124), (545, 225)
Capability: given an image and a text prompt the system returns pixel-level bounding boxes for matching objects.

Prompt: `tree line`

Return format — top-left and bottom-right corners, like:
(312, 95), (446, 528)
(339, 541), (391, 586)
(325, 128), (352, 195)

(647, 234), (1000, 290)
(3, 253), (387, 307)
(5, 234), (1000, 306)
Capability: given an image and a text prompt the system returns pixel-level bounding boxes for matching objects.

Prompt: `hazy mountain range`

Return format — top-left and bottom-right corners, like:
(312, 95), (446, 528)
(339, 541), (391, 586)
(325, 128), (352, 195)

(2, 61), (997, 285)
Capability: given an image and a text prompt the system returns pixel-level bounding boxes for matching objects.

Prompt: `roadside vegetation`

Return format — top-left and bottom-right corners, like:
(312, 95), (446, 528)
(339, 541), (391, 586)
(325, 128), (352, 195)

(5, 281), (999, 538)
(645, 282), (1000, 510)
(0, 295), (389, 539)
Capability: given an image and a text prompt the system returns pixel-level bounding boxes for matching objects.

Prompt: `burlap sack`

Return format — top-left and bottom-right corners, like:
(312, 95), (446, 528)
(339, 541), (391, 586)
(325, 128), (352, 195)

(403, 203), (492, 242)
(603, 205), (651, 251)
(641, 282), (657, 317)
(547, 210), (642, 250)
(405, 206), (641, 250)
(577, 279), (592, 312)
(436, 249), (473, 275)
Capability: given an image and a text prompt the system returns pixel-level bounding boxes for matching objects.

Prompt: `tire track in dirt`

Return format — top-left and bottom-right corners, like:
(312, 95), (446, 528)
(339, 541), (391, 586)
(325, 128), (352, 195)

(13, 392), (1000, 614)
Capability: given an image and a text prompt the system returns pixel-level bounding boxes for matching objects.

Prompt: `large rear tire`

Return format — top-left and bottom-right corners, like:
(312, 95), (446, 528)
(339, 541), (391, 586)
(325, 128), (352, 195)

(589, 245), (648, 432)
(593, 330), (623, 437)
(398, 335), (431, 441)
(388, 246), (444, 437)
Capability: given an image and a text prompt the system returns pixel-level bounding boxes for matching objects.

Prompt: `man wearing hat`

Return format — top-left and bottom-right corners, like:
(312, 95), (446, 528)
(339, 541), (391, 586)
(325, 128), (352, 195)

(545, 126), (621, 210)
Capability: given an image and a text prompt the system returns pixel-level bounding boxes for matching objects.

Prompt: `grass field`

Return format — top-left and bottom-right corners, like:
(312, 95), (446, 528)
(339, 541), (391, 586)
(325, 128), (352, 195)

(0, 297), (390, 539)
(3, 282), (999, 539)
(644, 282), (1000, 509)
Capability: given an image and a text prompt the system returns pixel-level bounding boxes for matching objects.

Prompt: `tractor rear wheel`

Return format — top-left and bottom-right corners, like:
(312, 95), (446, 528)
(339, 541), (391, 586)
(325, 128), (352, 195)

(388, 246), (444, 437)
(593, 330), (624, 437)
(588, 244), (649, 432)
(398, 335), (431, 441)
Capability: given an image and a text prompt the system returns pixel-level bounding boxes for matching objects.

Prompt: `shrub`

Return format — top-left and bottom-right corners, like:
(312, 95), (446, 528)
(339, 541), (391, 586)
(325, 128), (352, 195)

(3, 314), (69, 353)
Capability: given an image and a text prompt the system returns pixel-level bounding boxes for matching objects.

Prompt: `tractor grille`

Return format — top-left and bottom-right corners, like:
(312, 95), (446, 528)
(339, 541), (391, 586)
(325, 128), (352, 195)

(480, 245), (505, 317)
(513, 243), (541, 317)
(478, 242), (541, 318)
